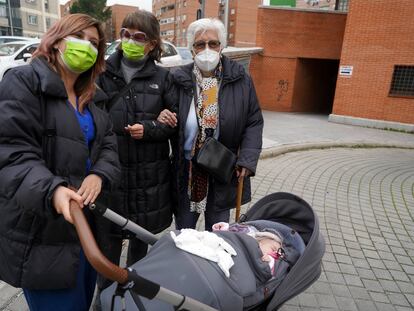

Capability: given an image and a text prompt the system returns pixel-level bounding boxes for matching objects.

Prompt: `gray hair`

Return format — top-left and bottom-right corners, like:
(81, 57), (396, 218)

(187, 18), (227, 50)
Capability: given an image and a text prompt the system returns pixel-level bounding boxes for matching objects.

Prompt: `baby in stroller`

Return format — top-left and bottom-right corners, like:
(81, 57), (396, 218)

(98, 192), (325, 311)
(212, 221), (301, 275)
(102, 219), (305, 311)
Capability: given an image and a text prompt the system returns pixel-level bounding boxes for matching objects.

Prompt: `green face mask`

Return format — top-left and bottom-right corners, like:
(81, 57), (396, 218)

(122, 39), (145, 60)
(60, 37), (98, 73)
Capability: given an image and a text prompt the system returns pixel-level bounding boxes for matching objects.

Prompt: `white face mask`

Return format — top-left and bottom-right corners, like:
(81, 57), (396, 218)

(194, 47), (220, 72)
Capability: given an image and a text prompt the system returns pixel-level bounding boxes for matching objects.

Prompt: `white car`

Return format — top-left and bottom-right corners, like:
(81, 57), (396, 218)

(105, 40), (183, 68)
(0, 40), (40, 80)
(0, 36), (36, 44)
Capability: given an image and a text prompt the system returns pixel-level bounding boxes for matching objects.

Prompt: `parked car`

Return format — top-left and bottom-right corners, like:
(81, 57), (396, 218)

(176, 47), (193, 65)
(0, 36), (37, 44)
(0, 40), (40, 80)
(105, 39), (183, 68)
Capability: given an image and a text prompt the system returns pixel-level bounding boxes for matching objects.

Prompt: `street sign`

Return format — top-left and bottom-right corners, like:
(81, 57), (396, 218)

(339, 65), (353, 77)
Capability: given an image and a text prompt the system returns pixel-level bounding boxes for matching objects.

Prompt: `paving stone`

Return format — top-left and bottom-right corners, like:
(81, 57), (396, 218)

(378, 279), (400, 293)
(375, 302), (396, 311)
(335, 296), (358, 311)
(316, 294), (338, 309)
(298, 293), (319, 308)
(369, 291), (390, 303)
(362, 279), (384, 293)
(387, 293), (411, 307)
(343, 275), (364, 287)
(354, 299), (378, 311)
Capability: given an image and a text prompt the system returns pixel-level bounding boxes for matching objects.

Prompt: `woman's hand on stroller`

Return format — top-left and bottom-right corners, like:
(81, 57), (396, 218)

(52, 186), (84, 224)
(77, 174), (102, 206)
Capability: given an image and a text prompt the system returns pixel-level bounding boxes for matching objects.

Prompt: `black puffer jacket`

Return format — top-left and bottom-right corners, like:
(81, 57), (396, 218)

(0, 57), (120, 289)
(172, 56), (263, 210)
(96, 51), (177, 233)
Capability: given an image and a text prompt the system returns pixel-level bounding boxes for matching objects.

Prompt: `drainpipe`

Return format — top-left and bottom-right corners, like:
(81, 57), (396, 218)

(7, 0), (13, 35)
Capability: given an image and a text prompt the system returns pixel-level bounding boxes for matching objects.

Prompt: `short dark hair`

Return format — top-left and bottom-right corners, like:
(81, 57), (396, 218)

(122, 10), (162, 62)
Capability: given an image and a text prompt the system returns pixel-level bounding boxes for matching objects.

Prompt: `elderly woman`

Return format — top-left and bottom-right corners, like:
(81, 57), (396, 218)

(159, 18), (263, 230)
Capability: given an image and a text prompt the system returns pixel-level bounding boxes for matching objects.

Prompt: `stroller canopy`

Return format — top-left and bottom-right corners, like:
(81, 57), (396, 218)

(242, 192), (325, 310)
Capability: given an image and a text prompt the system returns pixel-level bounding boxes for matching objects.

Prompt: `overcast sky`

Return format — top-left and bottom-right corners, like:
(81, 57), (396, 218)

(59, 0), (152, 12)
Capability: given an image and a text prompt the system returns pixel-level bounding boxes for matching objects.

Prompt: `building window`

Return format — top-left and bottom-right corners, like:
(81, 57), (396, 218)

(230, 8), (235, 14)
(44, 0), (49, 10)
(0, 5), (7, 17)
(28, 14), (38, 25)
(389, 65), (414, 97)
(336, 0), (349, 11)
(46, 17), (51, 29)
(25, 0), (36, 3)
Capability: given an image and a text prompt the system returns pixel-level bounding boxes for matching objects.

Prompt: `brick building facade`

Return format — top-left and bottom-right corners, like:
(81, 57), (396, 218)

(152, 0), (263, 47)
(249, 1), (413, 127)
(250, 7), (346, 112)
(331, 0), (414, 126)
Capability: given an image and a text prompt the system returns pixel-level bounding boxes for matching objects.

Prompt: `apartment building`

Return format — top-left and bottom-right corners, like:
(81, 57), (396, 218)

(153, 0), (220, 47)
(105, 4), (139, 42)
(0, 0), (60, 37)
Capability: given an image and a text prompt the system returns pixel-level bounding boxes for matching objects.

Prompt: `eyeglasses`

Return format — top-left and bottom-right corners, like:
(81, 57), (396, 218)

(120, 28), (147, 43)
(192, 40), (221, 51)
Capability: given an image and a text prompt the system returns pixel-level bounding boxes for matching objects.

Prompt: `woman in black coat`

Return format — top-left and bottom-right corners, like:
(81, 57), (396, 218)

(0, 14), (120, 310)
(159, 18), (263, 231)
(95, 10), (177, 292)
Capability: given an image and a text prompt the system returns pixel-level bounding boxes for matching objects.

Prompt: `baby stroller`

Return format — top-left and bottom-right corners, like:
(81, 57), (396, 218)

(71, 192), (325, 311)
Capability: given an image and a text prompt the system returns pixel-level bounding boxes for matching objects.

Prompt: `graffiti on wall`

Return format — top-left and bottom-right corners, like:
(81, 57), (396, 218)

(277, 79), (289, 102)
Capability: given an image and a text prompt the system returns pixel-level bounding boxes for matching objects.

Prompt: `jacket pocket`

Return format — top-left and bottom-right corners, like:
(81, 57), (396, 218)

(22, 243), (80, 290)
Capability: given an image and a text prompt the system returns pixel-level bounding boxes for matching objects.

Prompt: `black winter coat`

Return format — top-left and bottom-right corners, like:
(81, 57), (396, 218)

(96, 51), (177, 233)
(172, 56), (263, 211)
(0, 57), (120, 289)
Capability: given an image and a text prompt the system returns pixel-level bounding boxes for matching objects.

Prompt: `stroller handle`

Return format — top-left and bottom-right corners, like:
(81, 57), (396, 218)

(70, 200), (129, 284)
(70, 201), (218, 311)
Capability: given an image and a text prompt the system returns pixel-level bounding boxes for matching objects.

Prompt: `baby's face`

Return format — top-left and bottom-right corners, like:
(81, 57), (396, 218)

(259, 238), (281, 262)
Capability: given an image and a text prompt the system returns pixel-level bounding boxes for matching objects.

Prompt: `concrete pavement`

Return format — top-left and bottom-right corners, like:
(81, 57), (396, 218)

(1, 112), (413, 310)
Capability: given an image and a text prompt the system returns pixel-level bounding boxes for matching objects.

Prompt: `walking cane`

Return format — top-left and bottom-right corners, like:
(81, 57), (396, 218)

(235, 175), (244, 222)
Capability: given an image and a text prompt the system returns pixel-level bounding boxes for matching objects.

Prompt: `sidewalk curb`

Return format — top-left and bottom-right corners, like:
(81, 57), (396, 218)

(260, 141), (414, 159)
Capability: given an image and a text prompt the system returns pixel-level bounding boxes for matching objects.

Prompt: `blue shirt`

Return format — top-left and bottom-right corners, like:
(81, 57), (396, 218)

(73, 99), (95, 172)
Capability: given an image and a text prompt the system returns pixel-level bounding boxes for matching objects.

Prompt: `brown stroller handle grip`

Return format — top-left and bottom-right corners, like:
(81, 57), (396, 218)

(69, 200), (128, 284)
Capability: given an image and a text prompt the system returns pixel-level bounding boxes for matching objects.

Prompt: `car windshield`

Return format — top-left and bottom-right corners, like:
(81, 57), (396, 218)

(177, 47), (192, 60)
(0, 43), (25, 56)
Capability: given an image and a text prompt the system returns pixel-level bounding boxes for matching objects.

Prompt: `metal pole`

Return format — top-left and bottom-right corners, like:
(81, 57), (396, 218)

(223, 0), (229, 47)
(201, 0), (205, 18)
(7, 0), (13, 36)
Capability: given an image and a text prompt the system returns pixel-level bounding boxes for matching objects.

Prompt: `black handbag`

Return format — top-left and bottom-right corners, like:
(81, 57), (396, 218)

(193, 137), (237, 184)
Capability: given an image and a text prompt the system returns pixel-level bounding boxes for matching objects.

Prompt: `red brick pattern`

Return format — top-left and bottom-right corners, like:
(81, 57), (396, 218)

(332, 0), (414, 124)
(250, 7), (346, 111)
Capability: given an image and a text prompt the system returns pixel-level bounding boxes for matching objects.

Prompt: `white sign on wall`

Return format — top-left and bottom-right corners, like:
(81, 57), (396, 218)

(339, 65), (353, 77)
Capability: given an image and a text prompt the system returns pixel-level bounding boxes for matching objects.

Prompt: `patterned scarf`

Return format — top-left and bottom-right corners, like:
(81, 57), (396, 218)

(188, 64), (221, 213)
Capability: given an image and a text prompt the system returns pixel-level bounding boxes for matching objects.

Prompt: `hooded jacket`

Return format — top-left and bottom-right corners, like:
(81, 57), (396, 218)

(96, 51), (177, 233)
(172, 55), (263, 211)
(0, 57), (120, 289)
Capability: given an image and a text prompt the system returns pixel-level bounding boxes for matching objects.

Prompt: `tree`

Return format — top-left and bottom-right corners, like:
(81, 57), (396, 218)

(70, 0), (112, 23)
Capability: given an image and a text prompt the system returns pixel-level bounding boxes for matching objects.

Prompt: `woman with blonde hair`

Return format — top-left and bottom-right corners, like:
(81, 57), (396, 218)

(0, 14), (120, 310)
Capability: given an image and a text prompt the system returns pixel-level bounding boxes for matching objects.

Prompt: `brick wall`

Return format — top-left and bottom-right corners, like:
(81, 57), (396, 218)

(231, 0), (262, 47)
(250, 7), (346, 111)
(332, 0), (414, 124)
